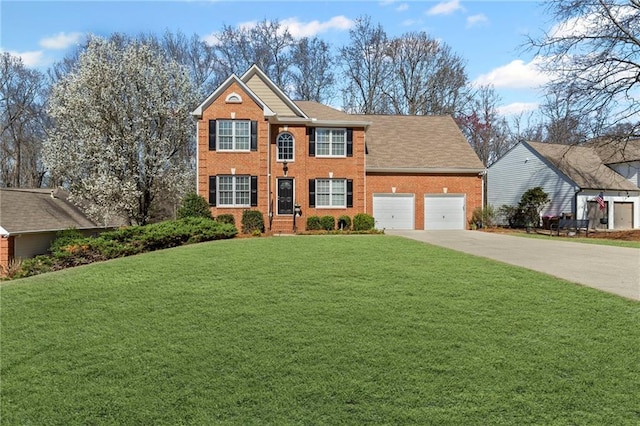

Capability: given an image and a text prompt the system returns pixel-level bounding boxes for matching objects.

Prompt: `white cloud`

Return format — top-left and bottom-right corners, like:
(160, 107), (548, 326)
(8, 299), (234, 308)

(466, 14), (488, 28)
(40, 32), (84, 50)
(396, 3), (409, 12)
(280, 16), (354, 38)
(401, 19), (420, 27)
(549, 4), (635, 39)
(204, 16), (354, 44)
(473, 58), (551, 89)
(427, 0), (463, 16)
(497, 102), (539, 116)
(4, 50), (47, 67)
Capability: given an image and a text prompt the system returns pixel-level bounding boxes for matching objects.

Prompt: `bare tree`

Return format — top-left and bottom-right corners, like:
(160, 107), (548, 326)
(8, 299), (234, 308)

(457, 85), (510, 167)
(385, 32), (469, 116)
(290, 37), (336, 103)
(529, 0), (640, 138)
(0, 52), (48, 188)
(339, 16), (392, 114)
(212, 20), (294, 90)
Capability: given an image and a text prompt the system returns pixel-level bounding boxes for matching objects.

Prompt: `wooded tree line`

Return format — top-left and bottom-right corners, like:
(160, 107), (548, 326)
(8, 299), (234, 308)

(2, 2), (638, 224)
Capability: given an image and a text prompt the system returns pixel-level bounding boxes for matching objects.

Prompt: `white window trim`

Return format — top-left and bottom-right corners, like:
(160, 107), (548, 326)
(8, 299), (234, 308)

(225, 92), (243, 103)
(315, 178), (347, 208)
(217, 120), (251, 152)
(217, 175), (251, 207)
(315, 128), (347, 158)
(276, 132), (295, 162)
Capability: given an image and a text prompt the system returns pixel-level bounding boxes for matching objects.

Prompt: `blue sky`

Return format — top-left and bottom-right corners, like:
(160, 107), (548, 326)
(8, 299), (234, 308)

(1, 0), (554, 116)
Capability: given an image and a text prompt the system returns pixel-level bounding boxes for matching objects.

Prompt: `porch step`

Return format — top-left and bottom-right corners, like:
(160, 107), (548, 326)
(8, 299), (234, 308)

(270, 218), (297, 234)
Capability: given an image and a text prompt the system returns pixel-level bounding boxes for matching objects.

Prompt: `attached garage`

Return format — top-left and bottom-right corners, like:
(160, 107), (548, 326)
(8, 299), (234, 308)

(424, 194), (466, 230)
(372, 194), (415, 230)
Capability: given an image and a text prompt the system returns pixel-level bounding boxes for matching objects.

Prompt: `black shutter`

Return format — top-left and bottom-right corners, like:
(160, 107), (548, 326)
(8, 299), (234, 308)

(250, 175), (258, 206)
(208, 120), (216, 151)
(209, 176), (216, 206)
(250, 121), (258, 151)
(346, 128), (353, 157)
(308, 127), (315, 157)
(309, 179), (316, 207)
(346, 179), (353, 207)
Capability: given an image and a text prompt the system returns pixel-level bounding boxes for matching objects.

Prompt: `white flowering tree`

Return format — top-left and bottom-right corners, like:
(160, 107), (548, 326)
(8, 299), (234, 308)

(44, 36), (198, 225)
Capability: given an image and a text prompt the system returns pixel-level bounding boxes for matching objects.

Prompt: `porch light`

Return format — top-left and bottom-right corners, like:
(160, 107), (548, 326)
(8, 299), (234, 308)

(282, 161), (288, 176)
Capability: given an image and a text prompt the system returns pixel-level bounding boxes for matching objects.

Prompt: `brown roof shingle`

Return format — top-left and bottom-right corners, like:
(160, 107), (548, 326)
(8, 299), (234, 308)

(0, 188), (102, 235)
(527, 142), (638, 191)
(294, 101), (484, 171)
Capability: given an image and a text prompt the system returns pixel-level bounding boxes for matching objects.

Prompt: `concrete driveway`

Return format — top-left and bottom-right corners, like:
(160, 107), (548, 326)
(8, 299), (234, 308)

(386, 230), (640, 301)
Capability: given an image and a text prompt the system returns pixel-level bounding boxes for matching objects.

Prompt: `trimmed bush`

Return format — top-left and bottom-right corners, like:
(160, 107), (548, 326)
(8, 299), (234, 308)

(241, 210), (265, 234)
(320, 215), (335, 231)
(49, 228), (86, 254)
(15, 217), (238, 278)
(337, 215), (351, 230)
(216, 214), (235, 225)
(353, 213), (375, 231)
(306, 216), (322, 230)
(177, 192), (212, 220)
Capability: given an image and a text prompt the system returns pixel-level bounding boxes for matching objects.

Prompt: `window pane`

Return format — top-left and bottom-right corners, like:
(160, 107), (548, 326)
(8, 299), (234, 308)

(235, 176), (250, 205)
(218, 176), (234, 205)
(316, 179), (330, 206)
(277, 133), (294, 161)
(235, 121), (250, 150)
(218, 121), (233, 150)
(331, 129), (346, 156)
(331, 180), (346, 206)
(316, 129), (331, 156)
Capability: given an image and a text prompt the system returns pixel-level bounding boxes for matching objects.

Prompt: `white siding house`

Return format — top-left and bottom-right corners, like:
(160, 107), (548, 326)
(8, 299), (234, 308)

(487, 140), (640, 229)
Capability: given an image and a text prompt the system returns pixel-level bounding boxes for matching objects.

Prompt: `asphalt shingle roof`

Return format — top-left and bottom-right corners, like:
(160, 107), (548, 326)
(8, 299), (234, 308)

(0, 188), (101, 235)
(294, 101), (484, 171)
(527, 141), (639, 191)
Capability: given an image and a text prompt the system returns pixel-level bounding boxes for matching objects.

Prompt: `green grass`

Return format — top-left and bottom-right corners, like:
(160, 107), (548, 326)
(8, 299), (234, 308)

(2, 236), (639, 425)
(511, 230), (640, 249)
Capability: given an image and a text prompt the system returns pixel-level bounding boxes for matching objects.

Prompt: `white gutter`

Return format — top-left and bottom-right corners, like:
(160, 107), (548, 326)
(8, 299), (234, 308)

(268, 116), (371, 128)
(1, 225), (112, 237)
(0, 226), (9, 237)
(366, 167), (486, 174)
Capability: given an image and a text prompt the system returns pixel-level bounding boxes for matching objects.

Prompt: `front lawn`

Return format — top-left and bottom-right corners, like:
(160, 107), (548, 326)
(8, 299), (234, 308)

(1, 236), (638, 424)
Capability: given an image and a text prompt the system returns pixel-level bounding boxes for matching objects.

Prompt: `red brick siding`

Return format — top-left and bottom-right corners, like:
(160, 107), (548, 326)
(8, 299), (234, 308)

(366, 173), (483, 229)
(0, 236), (14, 276)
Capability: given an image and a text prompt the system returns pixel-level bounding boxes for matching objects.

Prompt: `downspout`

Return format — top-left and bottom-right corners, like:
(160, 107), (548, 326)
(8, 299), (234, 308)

(195, 121), (200, 195)
(574, 187), (582, 219)
(267, 119), (272, 230)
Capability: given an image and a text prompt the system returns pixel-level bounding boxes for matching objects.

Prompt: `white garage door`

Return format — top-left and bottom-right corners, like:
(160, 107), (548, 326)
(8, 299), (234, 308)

(424, 195), (465, 230)
(373, 194), (415, 230)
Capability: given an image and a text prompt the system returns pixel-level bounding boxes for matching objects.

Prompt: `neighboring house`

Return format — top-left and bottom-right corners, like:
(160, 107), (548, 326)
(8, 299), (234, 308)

(0, 188), (109, 273)
(487, 140), (640, 229)
(191, 65), (484, 233)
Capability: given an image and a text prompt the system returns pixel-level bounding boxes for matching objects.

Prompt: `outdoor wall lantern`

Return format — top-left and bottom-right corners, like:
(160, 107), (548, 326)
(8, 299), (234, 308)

(282, 161), (288, 176)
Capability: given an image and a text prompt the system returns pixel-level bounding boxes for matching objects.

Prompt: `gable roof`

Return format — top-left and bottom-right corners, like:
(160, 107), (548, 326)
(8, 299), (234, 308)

(0, 188), (103, 236)
(526, 141), (638, 191)
(191, 72), (274, 119)
(241, 65), (307, 118)
(294, 101), (484, 172)
(363, 115), (485, 172)
(586, 138), (640, 165)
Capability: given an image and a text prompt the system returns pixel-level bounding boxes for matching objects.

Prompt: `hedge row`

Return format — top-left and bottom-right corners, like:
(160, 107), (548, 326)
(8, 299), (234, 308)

(15, 217), (237, 278)
(306, 213), (375, 231)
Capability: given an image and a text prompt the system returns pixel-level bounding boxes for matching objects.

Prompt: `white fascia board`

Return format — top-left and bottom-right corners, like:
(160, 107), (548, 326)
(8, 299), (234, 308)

(366, 167), (486, 174)
(268, 116), (371, 128)
(191, 73), (269, 119)
(240, 65), (308, 119)
(0, 225), (8, 236)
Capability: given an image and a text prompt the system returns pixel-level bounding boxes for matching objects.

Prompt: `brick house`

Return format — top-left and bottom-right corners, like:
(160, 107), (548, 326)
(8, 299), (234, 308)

(192, 65), (484, 233)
